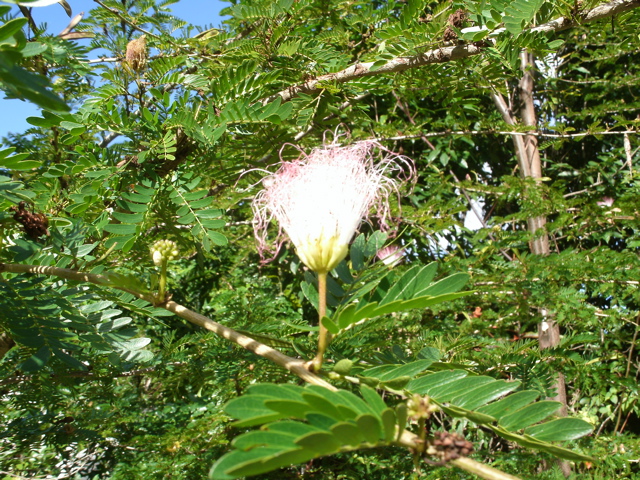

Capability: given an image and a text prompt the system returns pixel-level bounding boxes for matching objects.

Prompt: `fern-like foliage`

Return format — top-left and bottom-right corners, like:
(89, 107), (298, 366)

(351, 349), (594, 462)
(0, 277), (153, 372)
(210, 384), (403, 479)
(300, 233), (472, 335)
(503, 0), (546, 34)
(210, 368), (593, 479)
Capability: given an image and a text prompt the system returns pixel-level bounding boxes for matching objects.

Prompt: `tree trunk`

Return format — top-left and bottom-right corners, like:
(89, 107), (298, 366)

(491, 51), (568, 411)
(491, 50), (570, 476)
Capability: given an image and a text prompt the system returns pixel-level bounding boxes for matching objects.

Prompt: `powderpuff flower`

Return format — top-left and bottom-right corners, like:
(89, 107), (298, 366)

(252, 141), (413, 274)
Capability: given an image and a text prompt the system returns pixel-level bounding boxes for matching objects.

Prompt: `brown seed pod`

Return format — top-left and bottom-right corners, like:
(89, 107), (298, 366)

(10, 202), (50, 240)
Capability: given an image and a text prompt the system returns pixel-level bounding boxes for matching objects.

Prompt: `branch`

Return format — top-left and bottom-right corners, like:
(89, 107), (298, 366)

(531, 0), (640, 33)
(266, 44), (484, 104)
(460, 0), (640, 35)
(0, 262), (522, 480)
(0, 262), (333, 390)
(376, 130), (639, 141)
(265, 0), (640, 104)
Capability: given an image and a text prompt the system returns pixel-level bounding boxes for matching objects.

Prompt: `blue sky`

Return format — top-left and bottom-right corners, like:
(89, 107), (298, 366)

(0, 0), (228, 139)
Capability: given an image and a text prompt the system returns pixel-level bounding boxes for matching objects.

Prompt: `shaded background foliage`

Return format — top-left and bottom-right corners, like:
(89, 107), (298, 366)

(0, 0), (639, 478)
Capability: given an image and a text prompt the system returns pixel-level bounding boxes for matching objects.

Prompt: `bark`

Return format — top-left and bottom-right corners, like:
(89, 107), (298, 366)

(492, 51), (570, 476)
(491, 52), (568, 409)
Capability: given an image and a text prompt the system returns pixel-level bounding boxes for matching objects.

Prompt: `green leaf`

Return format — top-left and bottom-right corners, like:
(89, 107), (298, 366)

(330, 421), (364, 446)
(476, 390), (540, 421)
(0, 18), (28, 42)
(350, 234), (366, 271)
(103, 224), (138, 235)
(381, 376), (411, 390)
(395, 403), (408, 440)
(295, 431), (341, 454)
(112, 212), (145, 223)
(332, 358), (353, 375)
(426, 376), (496, 402)
(524, 418), (594, 442)
(406, 370), (468, 394)
(452, 380), (521, 410)
(19, 345), (50, 372)
(301, 392), (347, 421)
(376, 359), (434, 381)
(226, 395), (284, 427)
(499, 401), (562, 431)
(210, 447), (298, 479)
(380, 263), (438, 303)
(206, 230), (228, 246)
(267, 421), (323, 437)
(265, 399), (313, 419)
(321, 316), (340, 335)
(360, 385), (387, 416)
(489, 426), (594, 462)
(356, 413), (382, 443)
(380, 408), (397, 442)
(232, 431), (297, 450)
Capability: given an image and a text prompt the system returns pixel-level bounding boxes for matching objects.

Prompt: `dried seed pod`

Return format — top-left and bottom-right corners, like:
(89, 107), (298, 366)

(126, 35), (147, 73)
(10, 202), (50, 239)
(432, 431), (474, 462)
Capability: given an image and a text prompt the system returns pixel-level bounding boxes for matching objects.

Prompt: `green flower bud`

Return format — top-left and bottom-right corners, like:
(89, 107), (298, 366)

(150, 240), (178, 266)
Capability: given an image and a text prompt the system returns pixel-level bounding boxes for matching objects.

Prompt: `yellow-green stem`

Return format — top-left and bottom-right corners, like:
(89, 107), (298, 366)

(310, 272), (329, 372)
(158, 261), (167, 302)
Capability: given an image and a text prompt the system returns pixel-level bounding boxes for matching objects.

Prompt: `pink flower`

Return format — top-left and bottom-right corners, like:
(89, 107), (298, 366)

(252, 141), (413, 274)
(377, 245), (404, 267)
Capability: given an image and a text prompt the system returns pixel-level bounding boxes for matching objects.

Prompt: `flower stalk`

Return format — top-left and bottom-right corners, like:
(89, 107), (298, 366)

(309, 272), (329, 372)
(150, 239), (178, 303)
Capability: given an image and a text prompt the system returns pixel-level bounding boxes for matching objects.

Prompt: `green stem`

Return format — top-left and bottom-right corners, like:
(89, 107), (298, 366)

(310, 272), (330, 372)
(158, 261), (167, 302)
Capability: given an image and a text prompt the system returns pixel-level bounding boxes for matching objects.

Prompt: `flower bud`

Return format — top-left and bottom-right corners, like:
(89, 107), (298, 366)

(377, 245), (404, 267)
(150, 239), (178, 266)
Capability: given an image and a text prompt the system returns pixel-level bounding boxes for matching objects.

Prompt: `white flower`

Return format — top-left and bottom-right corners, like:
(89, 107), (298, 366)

(252, 141), (413, 274)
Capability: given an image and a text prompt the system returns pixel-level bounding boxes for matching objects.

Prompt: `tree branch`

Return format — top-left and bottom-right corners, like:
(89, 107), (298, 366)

(376, 130), (639, 141)
(266, 44), (484, 104)
(265, 0), (640, 104)
(0, 262), (333, 389)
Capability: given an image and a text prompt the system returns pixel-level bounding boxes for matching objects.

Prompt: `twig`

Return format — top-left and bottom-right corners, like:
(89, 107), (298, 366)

(93, 0), (161, 40)
(374, 130), (639, 141)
